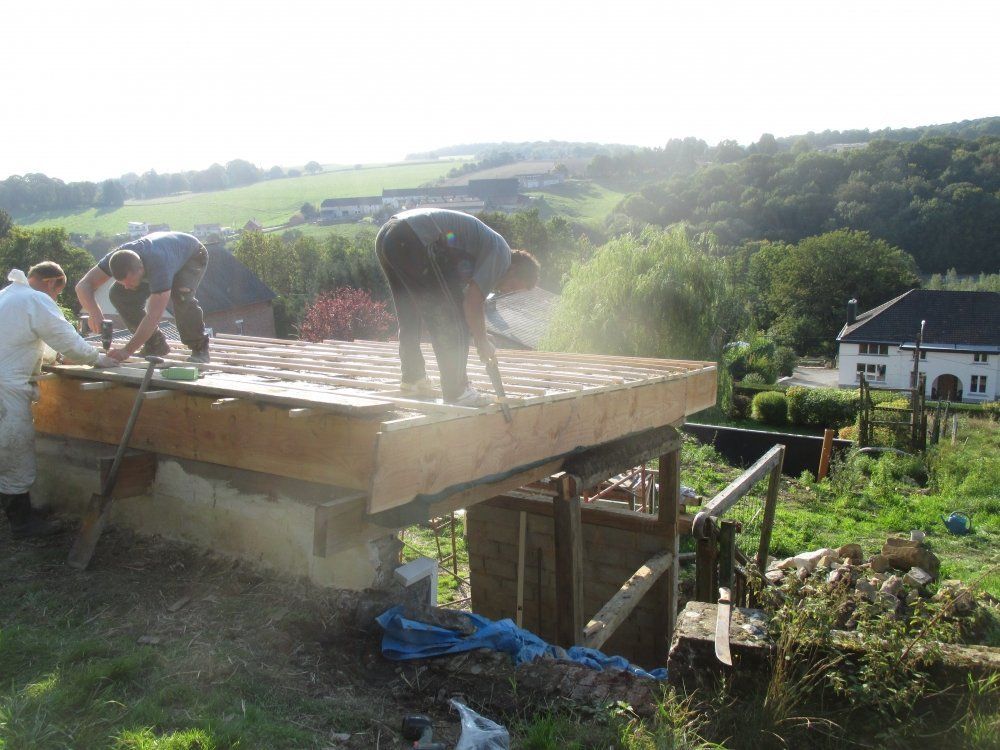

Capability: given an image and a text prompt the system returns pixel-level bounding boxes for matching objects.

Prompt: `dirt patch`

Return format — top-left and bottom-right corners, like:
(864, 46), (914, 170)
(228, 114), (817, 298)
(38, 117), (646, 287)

(1, 522), (664, 747)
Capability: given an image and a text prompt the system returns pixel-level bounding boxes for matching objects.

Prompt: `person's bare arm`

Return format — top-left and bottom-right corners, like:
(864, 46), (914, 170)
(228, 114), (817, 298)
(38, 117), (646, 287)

(75, 266), (112, 334)
(463, 281), (495, 362)
(108, 290), (171, 362)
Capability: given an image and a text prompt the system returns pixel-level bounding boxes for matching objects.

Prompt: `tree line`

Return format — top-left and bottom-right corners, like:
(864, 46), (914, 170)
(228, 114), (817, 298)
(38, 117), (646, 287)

(0, 160), (324, 217)
(597, 125), (1000, 274)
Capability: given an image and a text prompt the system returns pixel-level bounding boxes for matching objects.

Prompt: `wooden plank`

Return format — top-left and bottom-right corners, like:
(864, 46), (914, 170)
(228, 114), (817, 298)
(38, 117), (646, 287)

(703, 444), (784, 516)
(583, 551), (673, 651)
(516, 511), (527, 627)
(553, 474), (583, 648)
(488, 493), (695, 536)
(756, 447), (785, 571)
(48, 364), (394, 416)
(313, 492), (367, 558)
(561, 426), (682, 492)
(659, 448), (682, 656)
(368, 373), (707, 513)
(34, 377), (380, 489)
(98, 451), (157, 500)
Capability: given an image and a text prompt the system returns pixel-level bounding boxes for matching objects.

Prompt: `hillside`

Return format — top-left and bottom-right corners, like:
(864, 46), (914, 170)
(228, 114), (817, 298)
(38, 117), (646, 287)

(16, 162), (463, 236)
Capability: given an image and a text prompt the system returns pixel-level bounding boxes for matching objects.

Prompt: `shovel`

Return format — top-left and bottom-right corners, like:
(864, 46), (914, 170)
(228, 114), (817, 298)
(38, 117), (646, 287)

(67, 356), (163, 570)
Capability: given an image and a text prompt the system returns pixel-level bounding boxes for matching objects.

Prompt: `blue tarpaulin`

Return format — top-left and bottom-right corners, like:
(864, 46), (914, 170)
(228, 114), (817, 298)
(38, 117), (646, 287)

(376, 606), (667, 680)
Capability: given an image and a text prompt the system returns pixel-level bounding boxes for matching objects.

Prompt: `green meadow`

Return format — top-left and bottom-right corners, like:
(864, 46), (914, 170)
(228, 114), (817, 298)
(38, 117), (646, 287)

(17, 161), (464, 237)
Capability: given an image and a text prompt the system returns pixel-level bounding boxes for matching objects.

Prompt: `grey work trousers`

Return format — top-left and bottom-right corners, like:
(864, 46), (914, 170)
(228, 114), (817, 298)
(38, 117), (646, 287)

(109, 245), (209, 352)
(375, 219), (470, 402)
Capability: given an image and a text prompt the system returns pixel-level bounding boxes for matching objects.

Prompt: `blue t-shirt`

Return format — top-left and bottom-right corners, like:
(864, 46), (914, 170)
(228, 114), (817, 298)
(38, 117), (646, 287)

(99, 231), (203, 293)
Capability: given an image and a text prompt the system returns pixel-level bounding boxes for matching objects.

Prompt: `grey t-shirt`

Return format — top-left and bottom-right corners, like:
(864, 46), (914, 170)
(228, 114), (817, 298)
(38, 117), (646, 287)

(395, 208), (511, 293)
(99, 231), (203, 293)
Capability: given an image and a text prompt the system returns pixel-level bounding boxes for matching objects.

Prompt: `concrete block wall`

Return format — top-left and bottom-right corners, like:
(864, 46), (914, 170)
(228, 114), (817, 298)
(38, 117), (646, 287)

(34, 436), (396, 590)
(468, 499), (670, 668)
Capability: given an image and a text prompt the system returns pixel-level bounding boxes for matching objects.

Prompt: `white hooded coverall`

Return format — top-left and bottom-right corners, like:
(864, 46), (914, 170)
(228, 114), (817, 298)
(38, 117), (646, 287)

(0, 269), (99, 494)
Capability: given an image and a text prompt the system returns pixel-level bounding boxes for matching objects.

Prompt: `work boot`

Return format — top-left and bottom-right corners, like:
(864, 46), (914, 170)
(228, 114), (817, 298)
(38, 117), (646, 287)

(187, 346), (211, 364)
(140, 333), (171, 358)
(2, 493), (60, 539)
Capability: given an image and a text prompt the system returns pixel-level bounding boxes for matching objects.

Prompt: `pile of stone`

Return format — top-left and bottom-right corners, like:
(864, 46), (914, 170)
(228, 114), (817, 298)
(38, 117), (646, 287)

(764, 536), (979, 626)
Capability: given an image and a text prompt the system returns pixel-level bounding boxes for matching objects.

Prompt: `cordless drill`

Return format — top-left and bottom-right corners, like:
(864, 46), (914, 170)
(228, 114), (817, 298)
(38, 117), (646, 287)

(101, 320), (114, 351)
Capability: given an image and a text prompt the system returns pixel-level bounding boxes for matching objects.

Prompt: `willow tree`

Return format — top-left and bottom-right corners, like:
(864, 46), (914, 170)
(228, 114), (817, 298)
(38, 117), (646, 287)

(542, 226), (734, 360)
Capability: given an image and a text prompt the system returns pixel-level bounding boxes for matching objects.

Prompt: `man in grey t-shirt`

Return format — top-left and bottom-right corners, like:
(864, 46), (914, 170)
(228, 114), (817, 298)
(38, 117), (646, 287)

(76, 231), (211, 363)
(375, 208), (540, 405)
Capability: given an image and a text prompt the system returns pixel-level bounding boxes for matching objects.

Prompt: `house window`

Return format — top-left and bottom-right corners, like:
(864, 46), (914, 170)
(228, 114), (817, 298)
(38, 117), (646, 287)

(971, 375), (987, 394)
(973, 353), (989, 364)
(856, 363), (887, 382)
(859, 343), (889, 356)
(920, 351), (927, 360)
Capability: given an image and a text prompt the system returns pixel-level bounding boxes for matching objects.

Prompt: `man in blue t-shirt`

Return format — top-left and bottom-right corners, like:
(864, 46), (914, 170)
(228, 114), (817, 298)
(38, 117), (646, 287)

(375, 209), (540, 405)
(76, 231), (211, 363)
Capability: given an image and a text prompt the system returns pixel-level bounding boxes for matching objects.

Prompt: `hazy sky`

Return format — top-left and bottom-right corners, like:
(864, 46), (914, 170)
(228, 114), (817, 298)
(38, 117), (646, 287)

(4, 0), (998, 182)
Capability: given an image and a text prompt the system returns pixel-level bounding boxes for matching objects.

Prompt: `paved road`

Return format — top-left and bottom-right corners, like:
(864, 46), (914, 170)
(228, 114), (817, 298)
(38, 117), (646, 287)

(780, 366), (840, 389)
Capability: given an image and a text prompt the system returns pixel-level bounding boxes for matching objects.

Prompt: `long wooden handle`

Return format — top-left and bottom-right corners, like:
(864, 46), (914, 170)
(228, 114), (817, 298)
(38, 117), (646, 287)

(99, 356), (161, 497)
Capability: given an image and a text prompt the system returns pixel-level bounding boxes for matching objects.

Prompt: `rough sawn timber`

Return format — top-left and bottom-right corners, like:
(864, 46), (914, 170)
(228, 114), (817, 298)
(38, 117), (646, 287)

(368, 372), (714, 513)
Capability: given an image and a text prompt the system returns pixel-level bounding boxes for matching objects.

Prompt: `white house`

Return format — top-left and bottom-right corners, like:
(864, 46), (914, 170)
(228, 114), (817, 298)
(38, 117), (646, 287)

(319, 196), (383, 219)
(837, 290), (1000, 402)
(127, 221), (149, 239)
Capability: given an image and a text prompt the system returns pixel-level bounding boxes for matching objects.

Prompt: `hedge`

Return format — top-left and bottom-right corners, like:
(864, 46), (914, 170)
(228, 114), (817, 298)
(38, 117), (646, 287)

(786, 386), (859, 429)
(751, 391), (789, 426)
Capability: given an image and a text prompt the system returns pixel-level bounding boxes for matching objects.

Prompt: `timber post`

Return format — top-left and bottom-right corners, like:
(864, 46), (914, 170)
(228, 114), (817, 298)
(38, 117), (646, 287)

(553, 472), (584, 647)
(658, 446), (682, 656)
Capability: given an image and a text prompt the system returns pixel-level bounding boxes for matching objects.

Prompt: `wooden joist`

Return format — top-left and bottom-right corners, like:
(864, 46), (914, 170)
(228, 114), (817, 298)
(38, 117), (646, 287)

(583, 551), (674, 651)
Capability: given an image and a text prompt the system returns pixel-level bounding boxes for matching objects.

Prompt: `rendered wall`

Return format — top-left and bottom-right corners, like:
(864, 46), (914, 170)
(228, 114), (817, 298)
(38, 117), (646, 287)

(467, 499), (671, 669)
(34, 436), (399, 590)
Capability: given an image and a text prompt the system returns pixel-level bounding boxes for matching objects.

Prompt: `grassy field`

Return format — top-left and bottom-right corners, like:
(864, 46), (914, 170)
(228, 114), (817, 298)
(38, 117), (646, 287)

(526, 179), (625, 227)
(16, 162), (463, 237)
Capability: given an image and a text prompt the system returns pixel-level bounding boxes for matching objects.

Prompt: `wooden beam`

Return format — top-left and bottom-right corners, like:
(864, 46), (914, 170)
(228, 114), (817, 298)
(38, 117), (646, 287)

(756, 446), (785, 571)
(583, 551), (674, 651)
(659, 447), (681, 658)
(369, 372), (716, 513)
(553, 473), (584, 648)
(488, 492), (695, 536)
(34, 378), (381, 489)
(561, 426), (682, 493)
(313, 492), (368, 558)
(98, 451), (157, 500)
(703, 444), (785, 516)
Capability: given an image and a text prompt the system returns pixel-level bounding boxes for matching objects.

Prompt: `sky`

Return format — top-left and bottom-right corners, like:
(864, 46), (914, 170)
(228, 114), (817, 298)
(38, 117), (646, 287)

(4, 0), (998, 183)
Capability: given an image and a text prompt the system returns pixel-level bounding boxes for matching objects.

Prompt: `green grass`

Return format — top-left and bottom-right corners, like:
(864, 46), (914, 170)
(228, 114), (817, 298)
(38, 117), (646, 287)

(16, 161), (464, 236)
(680, 417), (1000, 599)
(400, 514), (470, 606)
(526, 179), (626, 226)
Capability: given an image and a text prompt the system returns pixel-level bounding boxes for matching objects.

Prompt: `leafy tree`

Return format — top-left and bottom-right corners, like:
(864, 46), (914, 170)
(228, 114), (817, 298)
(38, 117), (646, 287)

(0, 208), (11, 240)
(0, 227), (95, 310)
(225, 159), (261, 187)
(97, 179), (126, 207)
(542, 226), (734, 360)
(300, 202), (318, 221)
(266, 166), (285, 180)
(298, 287), (394, 342)
(765, 230), (919, 354)
(303, 161), (323, 175)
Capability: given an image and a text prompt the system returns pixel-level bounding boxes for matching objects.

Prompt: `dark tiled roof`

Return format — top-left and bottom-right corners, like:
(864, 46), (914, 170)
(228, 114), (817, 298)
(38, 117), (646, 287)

(321, 196), (382, 207)
(837, 290), (1000, 348)
(86, 244), (276, 314)
(485, 287), (558, 350)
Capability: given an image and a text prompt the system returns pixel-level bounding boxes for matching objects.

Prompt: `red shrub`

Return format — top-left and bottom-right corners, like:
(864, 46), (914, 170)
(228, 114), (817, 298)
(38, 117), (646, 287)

(298, 287), (395, 342)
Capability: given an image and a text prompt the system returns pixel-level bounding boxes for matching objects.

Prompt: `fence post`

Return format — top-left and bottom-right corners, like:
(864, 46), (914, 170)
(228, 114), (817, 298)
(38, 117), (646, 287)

(755, 446), (785, 572)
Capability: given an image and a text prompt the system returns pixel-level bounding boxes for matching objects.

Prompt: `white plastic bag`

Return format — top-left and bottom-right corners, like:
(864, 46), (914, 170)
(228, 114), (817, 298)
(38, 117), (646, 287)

(450, 698), (510, 750)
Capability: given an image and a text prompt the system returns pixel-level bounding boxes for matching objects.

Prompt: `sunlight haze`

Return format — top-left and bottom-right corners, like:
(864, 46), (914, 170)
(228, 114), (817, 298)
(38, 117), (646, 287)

(4, 0), (997, 181)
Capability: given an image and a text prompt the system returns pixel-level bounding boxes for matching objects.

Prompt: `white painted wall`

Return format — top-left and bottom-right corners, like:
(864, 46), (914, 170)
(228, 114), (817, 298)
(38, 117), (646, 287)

(838, 343), (999, 401)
